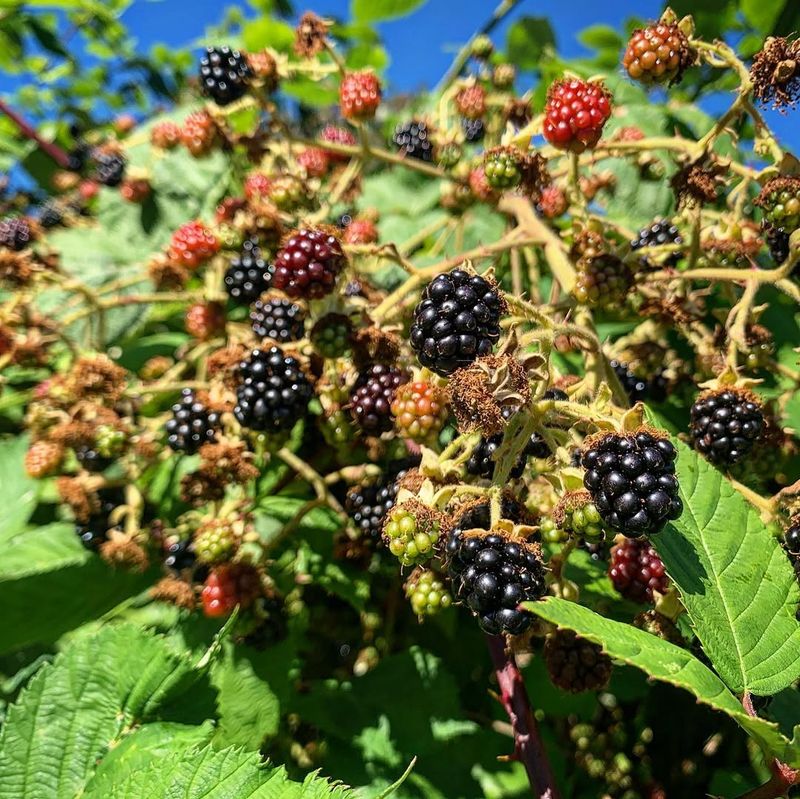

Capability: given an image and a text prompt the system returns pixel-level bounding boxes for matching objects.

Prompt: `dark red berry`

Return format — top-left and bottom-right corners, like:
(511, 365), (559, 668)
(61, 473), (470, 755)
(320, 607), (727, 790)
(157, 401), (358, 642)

(609, 537), (669, 602)
(273, 228), (346, 299)
(350, 364), (407, 434)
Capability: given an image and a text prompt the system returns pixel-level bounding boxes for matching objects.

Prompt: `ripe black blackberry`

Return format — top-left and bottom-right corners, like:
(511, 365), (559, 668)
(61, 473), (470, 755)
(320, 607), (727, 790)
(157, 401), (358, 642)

(689, 389), (764, 466)
(544, 630), (612, 693)
(164, 537), (197, 573)
(350, 363), (407, 434)
(392, 120), (433, 162)
(765, 225), (790, 266)
(630, 219), (683, 267)
(75, 488), (124, 550)
(224, 240), (273, 304)
(93, 151), (126, 186)
(447, 528), (546, 636)
(75, 445), (112, 473)
(610, 359), (666, 404)
(0, 217), (33, 251)
(581, 429), (682, 537)
(165, 389), (220, 454)
(543, 387), (569, 401)
(466, 407), (550, 479)
(346, 475), (400, 541)
(784, 521), (800, 556)
(37, 201), (63, 229)
(67, 141), (90, 172)
(409, 268), (503, 376)
(199, 45), (252, 106)
(250, 297), (305, 343)
(461, 117), (485, 143)
(234, 346), (313, 432)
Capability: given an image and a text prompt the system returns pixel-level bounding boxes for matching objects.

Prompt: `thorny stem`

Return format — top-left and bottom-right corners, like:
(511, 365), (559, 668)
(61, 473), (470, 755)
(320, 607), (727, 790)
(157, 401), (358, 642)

(486, 635), (561, 799)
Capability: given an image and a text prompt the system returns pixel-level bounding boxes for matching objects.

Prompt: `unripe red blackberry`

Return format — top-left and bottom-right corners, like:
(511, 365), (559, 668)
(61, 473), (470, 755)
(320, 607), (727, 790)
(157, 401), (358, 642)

(622, 22), (693, 85)
(273, 227), (346, 299)
(537, 185), (568, 219)
(181, 111), (218, 157)
(543, 78), (612, 153)
(339, 70), (381, 120)
(544, 630), (612, 693)
(151, 121), (181, 149)
(350, 363), (407, 434)
(250, 296), (305, 343)
(609, 537), (669, 603)
(630, 219), (684, 268)
(342, 218), (378, 245)
(244, 172), (273, 200)
(320, 125), (357, 162)
(224, 239), (273, 304)
(297, 147), (329, 178)
(468, 166), (497, 202)
(573, 254), (633, 308)
(455, 84), (487, 119)
(234, 346), (313, 432)
(448, 524), (546, 636)
(405, 568), (453, 618)
(185, 301), (226, 340)
(201, 563), (261, 618)
(409, 267), (503, 376)
(581, 429), (682, 537)
(391, 380), (449, 443)
(194, 518), (239, 565)
(120, 177), (151, 203)
(310, 313), (352, 359)
(25, 440), (65, 478)
(392, 120), (434, 162)
(165, 389), (220, 454)
(168, 221), (220, 269)
(755, 176), (800, 233)
(199, 46), (252, 106)
(690, 388), (764, 466)
(0, 217), (34, 251)
(383, 502), (443, 566)
(483, 147), (522, 190)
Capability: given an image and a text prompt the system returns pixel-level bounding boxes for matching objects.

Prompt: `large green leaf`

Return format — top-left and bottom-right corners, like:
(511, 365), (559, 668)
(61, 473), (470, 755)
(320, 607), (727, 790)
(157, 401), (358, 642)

(0, 624), (193, 798)
(506, 16), (556, 72)
(0, 523), (152, 654)
(525, 597), (800, 766)
(0, 435), (38, 541)
(351, 0), (427, 24)
(654, 439), (800, 696)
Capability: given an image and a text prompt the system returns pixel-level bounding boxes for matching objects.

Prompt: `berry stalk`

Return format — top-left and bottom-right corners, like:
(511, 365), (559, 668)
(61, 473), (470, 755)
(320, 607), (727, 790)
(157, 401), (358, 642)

(485, 634), (561, 799)
(0, 99), (71, 168)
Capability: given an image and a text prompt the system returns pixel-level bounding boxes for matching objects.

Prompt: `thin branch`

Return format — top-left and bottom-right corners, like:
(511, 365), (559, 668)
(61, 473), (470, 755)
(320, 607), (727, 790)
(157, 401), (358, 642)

(0, 99), (71, 168)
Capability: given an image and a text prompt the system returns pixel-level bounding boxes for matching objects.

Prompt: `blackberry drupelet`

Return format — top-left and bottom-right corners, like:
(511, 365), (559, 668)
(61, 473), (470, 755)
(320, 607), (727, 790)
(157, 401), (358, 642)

(199, 46), (252, 106)
(273, 227), (346, 299)
(609, 537), (669, 603)
(350, 363), (407, 434)
(165, 389), (220, 454)
(544, 630), (612, 693)
(224, 240), (273, 304)
(234, 346), (313, 432)
(93, 151), (126, 186)
(346, 474), (400, 541)
(581, 429), (682, 537)
(784, 522), (800, 556)
(765, 225), (790, 266)
(690, 389), (764, 466)
(447, 529), (546, 635)
(250, 297), (305, 343)
(392, 120), (433, 162)
(461, 117), (485, 143)
(610, 359), (649, 404)
(409, 267), (503, 376)
(75, 488), (125, 550)
(75, 445), (112, 473)
(164, 537), (197, 573)
(630, 219), (683, 267)
(0, 217), (33, 251)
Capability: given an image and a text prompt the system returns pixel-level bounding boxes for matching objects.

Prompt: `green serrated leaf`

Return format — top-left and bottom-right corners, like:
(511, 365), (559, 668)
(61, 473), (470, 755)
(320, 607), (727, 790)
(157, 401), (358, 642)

(654, 437), (800, 695)
(525, 597), (800, 766)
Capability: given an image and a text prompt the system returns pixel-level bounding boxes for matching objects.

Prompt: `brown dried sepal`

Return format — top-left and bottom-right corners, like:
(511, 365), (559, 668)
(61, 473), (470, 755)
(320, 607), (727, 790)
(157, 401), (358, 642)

(0, 249), (36, 287)
(750, 36), (800, 110)
(198, 440), (259, 485)
(449, 355), (531, 436)
(206, 342), (249, 390)
(350, 325), (401, 368)
(582, 424), (670, 455)
(518, 152), (551, 201)
(64, 354), (128, 403)
(151, 576), (197, 610)
(755, 175), (800, 210)
(56, 475), (104, 523)
(99, 530), (149, 572)
(671, 159), (726, 209)
(294, 11), (329, 57)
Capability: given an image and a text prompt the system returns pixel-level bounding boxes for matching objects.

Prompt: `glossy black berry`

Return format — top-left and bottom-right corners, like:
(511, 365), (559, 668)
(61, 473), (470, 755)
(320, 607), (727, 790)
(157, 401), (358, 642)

(581, 430), (682, 537)
(164, 537), (197, 572)
(410, 268), (503, 376)
(37, 201), (63, 229)
(224, 240), (273, 304)
(543, 387), (569, 401)
(75, 446), (112, 473)
(165, 389), (220, 454)
(392, 120), (433, 162)
(784, 523), (800, 556)
(250, 297), (305, 343)
(93, 151), (126, 187)
(0, 217), (33, 251)
(462, 117), (485, 143)
(199, 45), (252, 106)
(631, 219), (683, 267)
(234, 346), (313, 432)
(347, 476), (400, 541)
(75, 488), (124, 551)
(690, 389), (764, 466)
(350, 364), (407, 434)
(765, 225), (790, 266)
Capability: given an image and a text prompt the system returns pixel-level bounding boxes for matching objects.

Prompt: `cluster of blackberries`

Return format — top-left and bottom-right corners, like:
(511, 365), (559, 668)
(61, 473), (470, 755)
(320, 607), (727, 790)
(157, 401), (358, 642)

(689, 389), (763, 466)
(581, 431), (682, 537)
(165, 389), (220, 454)
(250, 297), (305, 342)
(410, 268), (503, 376)
(392, 120), (433, 162)
(224, 240), (273, 304)
(199, 46), (252, 106)
(234, 346), (313, 432)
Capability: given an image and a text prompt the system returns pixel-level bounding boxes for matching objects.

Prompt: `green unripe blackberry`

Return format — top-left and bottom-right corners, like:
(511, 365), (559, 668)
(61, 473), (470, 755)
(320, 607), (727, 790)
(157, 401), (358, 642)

(483, 147), (522, 190)
(470, 34), (494, 60)
(311, 313), (352, 358)
(382, 502), (442, 566)
(554, 490), (606, 541)
(405, 568), (453, 617)
(193, 519), (239, 564)
(540, 516), (567, 544)
(756, 176), (800, 233)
